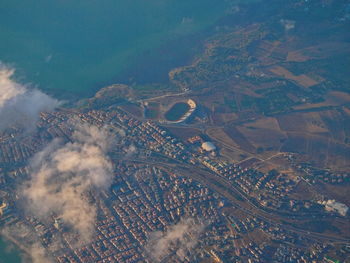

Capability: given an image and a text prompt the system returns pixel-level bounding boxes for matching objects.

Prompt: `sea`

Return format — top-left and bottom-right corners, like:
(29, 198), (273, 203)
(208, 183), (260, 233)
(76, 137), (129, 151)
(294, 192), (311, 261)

(0, 238), (22, 263)
(0, 0), (232, 261)
(0, 0), (230, 100)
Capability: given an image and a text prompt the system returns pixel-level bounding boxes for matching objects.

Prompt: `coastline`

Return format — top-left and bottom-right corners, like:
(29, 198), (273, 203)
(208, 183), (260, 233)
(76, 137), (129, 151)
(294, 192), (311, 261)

(0, 235), (24, 263)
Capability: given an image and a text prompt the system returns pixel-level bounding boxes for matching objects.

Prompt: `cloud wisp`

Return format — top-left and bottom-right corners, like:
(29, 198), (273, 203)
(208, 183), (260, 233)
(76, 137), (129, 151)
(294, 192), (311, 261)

(0, 64), (59, 132)
(1, 223), (53, 263)
(146, 218), (205, 262)
(21, 123), (114, 244)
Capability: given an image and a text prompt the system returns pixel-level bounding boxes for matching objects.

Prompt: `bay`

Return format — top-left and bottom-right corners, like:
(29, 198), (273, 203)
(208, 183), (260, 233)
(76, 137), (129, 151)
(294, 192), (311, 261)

(0, 0), (229, 99)
(0, 237), (22, 263)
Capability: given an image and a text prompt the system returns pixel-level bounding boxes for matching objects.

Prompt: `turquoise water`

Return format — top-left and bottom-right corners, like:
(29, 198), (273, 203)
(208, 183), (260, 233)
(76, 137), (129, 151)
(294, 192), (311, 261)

(0, 237), (22, 263)
(0, 0), (229, 99)
(0, 1), (230, 261)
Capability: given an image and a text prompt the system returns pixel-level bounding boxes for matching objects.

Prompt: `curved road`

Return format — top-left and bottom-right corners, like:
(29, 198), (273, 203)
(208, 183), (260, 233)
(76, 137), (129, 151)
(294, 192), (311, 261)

(125, 157), (350, 244)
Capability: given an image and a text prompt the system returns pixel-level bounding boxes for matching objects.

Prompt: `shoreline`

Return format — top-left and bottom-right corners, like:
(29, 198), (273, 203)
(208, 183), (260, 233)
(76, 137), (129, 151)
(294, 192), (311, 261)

(0, 233), (30, 262)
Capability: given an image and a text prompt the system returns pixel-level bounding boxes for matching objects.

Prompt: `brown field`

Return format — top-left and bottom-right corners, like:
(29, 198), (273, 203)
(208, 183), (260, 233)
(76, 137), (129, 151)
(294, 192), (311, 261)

(254, 161), (279, 173)
(220, 147), (250, 163)
(205, 90), (350, 169)
(320, 109), (348, 143)
(238, 157), (260, 169)
(293, 91), (350, 111)
(206, 128), (240, 148)
(281, 132), (350, 169)
(211, 113), (238, 126)
(255, 40), (285, 62)
(302, 112), (330, 134)
(280, 133), (308, 154)
(315, 183), (350, 206)
(327, 91), (350, 105)
(119, 103), (143, 118)
(223, 126), (256, 153)
(277, 113), (308, 132)
(253, 153), (297, 173)
(342, 106), (350, 116)
(289, 180), (316, 201)
(276, 109), (349, 144)
(237, 126), (286, 151)
(244, 229), (271, 244)
(211, 113), (225, 126)
(269, 66), (319, 88)
(194, 91), (230, 111)
(259, 56), (280, 66)
(243, 117), (281, 130)
(206, 127), (252, 162)
(267, 108), (350, 169)
(165, 126), (201, 141)
(332, 218), (350, 238)
(144, 102), (161, 119)
(286, 40), (350, 62)
(222, 207), (250, 221)
(210, 109), (350, 166)
(326, 142), (350, 170)
(230, 82), (263, 98)
(300, 42), (350, 59)
(286, 50), (310, 62)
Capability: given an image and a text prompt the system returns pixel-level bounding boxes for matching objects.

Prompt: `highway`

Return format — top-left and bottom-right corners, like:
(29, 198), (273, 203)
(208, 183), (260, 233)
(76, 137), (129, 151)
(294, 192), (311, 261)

(124, 156), (350, 245)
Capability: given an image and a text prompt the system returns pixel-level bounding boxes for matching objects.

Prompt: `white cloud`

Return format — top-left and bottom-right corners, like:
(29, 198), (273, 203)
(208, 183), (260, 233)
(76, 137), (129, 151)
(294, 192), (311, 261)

(147, 218), (205, 262)
(280, 19), (296, 31)
(124, 143), (137, 157)
(0, 64), (59, 131)
(21, 123), (114, 244)
(27, 243), (51, 263)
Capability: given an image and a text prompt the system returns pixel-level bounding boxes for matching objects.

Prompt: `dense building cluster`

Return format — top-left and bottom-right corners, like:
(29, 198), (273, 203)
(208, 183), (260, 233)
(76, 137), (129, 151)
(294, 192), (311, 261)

(0, 107), (348, 263)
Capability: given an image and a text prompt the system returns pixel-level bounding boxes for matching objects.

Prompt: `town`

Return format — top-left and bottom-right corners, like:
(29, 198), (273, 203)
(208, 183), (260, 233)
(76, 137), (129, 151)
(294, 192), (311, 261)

(0, 105), (348, 263)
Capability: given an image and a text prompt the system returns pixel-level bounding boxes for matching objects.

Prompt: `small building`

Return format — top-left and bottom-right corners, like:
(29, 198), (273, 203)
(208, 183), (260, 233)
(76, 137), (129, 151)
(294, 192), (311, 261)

(0, 201), (7, 216)
(320, 199), (349, 216)
(201, 141), (216, 152)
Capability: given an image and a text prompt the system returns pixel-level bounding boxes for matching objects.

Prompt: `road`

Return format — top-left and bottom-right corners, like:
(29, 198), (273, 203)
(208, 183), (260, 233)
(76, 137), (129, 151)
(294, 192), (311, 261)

(125, 157), (350, 245)
(137, 91), (190, 103)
